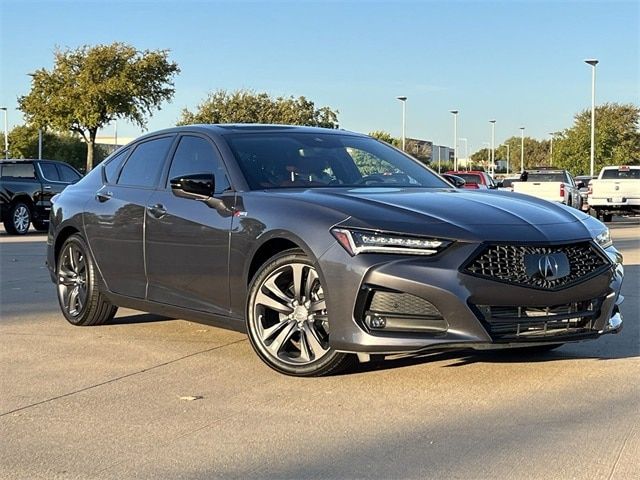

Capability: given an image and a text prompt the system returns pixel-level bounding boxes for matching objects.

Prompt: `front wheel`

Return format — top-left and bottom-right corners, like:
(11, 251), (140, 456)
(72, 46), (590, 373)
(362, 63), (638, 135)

(56, 234), (118, 326)
(246, 250), (353, 376)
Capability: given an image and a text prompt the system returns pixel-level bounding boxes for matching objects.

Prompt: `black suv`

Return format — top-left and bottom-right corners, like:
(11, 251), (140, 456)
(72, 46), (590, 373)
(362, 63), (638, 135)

(0, 159), (82, 234)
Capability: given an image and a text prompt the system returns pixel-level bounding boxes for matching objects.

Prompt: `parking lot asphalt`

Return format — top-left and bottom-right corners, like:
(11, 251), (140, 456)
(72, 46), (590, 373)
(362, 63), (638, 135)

(1, 220), (638, 480)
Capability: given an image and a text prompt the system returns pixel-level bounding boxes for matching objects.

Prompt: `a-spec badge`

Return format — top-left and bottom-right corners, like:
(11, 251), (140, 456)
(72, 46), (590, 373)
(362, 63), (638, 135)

(524, 252), (571, 281)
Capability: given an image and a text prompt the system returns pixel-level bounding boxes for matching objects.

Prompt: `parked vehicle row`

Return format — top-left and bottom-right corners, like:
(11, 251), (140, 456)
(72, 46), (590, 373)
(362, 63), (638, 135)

(0, 159), (82, 234)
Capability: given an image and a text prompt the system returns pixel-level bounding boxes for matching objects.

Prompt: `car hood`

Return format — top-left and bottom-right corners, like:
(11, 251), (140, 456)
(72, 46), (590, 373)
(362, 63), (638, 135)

(269, 187), (597, 243)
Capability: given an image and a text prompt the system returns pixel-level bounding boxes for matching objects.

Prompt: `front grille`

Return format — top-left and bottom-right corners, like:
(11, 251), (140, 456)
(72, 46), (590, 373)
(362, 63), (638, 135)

(463, 242), (610, 290)
(475, 298), (602, 341)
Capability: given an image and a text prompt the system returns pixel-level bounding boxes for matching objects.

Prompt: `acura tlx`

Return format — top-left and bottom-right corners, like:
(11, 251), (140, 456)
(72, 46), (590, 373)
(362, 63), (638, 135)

(47, 125), (624, 376)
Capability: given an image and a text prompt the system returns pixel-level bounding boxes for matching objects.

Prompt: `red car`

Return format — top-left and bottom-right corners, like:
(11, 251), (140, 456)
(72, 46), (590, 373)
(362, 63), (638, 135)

(444, 171), (497, 189)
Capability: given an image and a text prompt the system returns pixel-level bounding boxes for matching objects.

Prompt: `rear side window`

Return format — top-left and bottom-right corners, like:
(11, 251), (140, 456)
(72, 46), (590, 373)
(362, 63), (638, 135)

(57, 164), (81, 183)
(39, 163), (60, 181)
(103, 148), (129, 184)
(1, 163), (36, 179)
(117, 137), (174, 188)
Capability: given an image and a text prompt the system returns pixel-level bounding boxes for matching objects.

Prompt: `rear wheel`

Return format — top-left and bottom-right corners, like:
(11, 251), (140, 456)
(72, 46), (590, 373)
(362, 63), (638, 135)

(3, 202), (31, 235)
(246, 250), (353, 376)
(56, 234), (117, 326)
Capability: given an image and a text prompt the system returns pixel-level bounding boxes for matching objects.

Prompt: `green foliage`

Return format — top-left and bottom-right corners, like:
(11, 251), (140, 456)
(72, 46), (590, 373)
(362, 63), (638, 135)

(8, 124), (106, 172)
(18, 42), (180, 171)
(553, 103), (640, 175)
(471, 137), (551, 173)
(178, 89), (339, 128)
(368, 130), (400, 147)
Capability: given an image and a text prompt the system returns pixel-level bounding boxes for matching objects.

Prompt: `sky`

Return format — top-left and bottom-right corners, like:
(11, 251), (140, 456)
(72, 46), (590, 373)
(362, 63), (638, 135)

(1, 0), (638, 155)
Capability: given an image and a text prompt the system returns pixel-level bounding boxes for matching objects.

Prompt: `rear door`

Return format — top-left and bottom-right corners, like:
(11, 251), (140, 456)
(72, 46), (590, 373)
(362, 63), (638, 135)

(84, 135), (176, 298)
(145, 134), (234, 314)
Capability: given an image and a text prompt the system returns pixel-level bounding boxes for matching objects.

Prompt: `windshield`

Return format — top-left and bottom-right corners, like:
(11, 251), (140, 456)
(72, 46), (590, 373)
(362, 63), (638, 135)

(224, 132), (449, 190)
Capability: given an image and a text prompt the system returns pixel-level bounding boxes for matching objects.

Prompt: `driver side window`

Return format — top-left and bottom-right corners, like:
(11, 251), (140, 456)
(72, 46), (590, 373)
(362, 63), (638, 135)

(168, 135), (230, 194)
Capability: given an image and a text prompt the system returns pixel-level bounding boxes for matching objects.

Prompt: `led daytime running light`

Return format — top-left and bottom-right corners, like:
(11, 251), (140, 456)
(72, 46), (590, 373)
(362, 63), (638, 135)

(332, 228), (450, 256)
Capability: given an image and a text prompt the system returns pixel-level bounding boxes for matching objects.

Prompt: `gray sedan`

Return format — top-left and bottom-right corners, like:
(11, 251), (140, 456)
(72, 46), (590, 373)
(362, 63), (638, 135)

(47, 125), (624, 376)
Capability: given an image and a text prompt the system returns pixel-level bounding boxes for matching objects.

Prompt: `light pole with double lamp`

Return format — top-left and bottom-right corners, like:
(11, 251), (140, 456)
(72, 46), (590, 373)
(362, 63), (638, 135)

(397, 96), (407, 151)
(585, 59), (598, 177)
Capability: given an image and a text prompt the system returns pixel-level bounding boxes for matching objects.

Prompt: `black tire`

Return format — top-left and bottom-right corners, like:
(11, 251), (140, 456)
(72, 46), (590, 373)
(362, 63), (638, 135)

(32, 219), (49, 232)
(56, 233), (117, 326)
(3, 202), (31, 235)
(603, 213), (613, 223)
(246, 249), (354, 377)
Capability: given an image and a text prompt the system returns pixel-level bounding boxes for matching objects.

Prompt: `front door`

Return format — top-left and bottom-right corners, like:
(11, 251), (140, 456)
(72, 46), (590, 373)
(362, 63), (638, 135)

(145, 134), (234, 315)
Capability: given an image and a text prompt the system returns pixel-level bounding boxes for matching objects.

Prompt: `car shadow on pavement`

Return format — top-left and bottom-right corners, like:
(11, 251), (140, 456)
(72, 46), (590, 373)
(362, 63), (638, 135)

(349, 341), (638, 375)
(105, 313), (173, 325)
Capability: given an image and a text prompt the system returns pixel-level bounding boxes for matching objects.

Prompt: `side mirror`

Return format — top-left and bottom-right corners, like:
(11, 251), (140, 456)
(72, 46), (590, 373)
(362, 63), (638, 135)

(170, 173), (225, 209)
(170, 173), (215, 199)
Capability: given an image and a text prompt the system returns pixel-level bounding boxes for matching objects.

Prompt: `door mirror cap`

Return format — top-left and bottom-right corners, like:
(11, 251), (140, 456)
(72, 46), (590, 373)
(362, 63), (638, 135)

(170, 173), (223, 208)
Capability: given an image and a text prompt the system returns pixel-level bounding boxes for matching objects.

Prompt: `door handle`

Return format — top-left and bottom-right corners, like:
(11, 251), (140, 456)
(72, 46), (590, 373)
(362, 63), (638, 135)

(96, 191), (113, 202)
(147, 203), (167, 218)
(43, 185), (52, 190)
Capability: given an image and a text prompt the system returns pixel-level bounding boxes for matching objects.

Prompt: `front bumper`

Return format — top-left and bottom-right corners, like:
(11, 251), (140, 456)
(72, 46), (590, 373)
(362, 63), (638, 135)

(319, 241), (624, 355)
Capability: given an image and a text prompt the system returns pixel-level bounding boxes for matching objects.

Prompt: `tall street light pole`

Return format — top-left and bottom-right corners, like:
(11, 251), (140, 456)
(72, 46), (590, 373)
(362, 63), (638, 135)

(459, 138), (468, 170)
(450, 110), (459, 170)
(397, 96), (407, 151)
(0, 107), (7, 159)
(489, 120), (496, 176)
(503, 143), (510, 175)
(520, 127), (525, 172)
(548, 132), (555, 166)
(585, 59), (598, 177)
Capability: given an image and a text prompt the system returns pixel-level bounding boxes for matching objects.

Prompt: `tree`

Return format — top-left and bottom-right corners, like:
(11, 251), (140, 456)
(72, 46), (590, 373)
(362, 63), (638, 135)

(368, 130), (399, 147)
(18, 43), (180, 171)
(553, 103), (640, 175)
(471, 137), (552, 174)
(178, 89), (339, 128)
(8, 124), (106, 171)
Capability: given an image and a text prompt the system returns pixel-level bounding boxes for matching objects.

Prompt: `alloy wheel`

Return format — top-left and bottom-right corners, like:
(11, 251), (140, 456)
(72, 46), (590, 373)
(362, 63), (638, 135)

(13, 205), (30, 234)
(57, 243), (88, 318)
(251, 262), (330, 366)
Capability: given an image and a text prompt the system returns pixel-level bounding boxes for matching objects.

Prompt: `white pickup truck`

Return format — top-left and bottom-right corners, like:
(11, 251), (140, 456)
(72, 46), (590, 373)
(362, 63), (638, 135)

(512, 168), (581, 209)
(587, 165), (640, 222)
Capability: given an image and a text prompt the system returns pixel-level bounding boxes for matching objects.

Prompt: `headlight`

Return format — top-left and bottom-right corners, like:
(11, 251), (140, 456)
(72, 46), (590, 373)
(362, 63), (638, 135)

(594, 228), (612, 248)
(331, 228), (451, 256)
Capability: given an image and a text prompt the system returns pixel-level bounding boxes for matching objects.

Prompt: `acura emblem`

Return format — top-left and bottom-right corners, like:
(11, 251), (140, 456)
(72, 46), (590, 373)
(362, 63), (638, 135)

(524, 252), (570, 281)
(539, 255), (558, 279)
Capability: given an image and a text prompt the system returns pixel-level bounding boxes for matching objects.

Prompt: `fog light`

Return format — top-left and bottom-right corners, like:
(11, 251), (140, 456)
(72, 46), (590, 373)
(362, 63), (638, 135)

(366, 314), (387, 329)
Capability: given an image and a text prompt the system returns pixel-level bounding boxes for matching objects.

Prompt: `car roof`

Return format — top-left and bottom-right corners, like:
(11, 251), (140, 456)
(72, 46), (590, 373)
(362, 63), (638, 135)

(128, 124), (369, 142)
